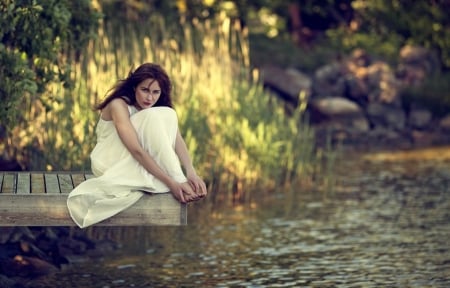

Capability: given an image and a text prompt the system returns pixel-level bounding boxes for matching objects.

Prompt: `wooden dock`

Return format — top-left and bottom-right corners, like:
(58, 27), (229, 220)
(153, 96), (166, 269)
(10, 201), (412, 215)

(0, 172), (187, 226)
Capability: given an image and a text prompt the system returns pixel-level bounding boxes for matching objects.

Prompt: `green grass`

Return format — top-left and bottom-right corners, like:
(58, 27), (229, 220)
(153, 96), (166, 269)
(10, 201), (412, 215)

(248, 33), (338, 73)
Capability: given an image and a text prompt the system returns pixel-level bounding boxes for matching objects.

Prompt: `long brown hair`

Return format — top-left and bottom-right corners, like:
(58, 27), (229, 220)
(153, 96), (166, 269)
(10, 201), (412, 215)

(95, 63), (173, 110)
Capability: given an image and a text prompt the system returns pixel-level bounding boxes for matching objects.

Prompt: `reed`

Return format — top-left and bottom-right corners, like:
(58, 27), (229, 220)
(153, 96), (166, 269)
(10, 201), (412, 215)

(6, 16), (335, 204)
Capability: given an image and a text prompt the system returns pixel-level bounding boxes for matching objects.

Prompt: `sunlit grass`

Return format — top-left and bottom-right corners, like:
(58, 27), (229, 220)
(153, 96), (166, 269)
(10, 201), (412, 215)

(5, 16), (336, 204)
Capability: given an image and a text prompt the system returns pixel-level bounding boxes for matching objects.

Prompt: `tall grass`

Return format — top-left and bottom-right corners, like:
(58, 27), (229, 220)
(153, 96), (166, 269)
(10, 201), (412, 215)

(5, 16), (334, 204)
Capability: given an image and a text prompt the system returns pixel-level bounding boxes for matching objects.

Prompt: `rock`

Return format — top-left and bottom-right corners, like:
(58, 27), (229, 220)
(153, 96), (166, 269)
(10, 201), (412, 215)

(58, 238), (88, 255)
(261, 48), (450, 151)
(408, 109), (432, 129)
(366, 103), (406, 130)
(411, 130), (439, 147)
(8, 227), (35, 243)
(0, 228), (14, 244)
(397, 45), (440, 86)
(19, 240), (48, 260)
(310, 97), (361, 116)
(2, 255), (58, 278)
(439, 114), (450, 131)
(0, 274), (19, 288)
(397, 64), (427, 86)
(86, 239), (119, 258)
(261, 65), (312, 103)
(315, 62), (343, 81)
(0, 157), (22, 171)
(343, 74), (368, 104)
(286, 68), (312, 93)
(309, 97), (369, 132)
(349, 48), (371, 67)
(368, 127), (412, 149)
(344, 58), (402, 107)
(366, 62), (402, 106)
(399, 45), (435, 68)
(313, 62), (346, 97)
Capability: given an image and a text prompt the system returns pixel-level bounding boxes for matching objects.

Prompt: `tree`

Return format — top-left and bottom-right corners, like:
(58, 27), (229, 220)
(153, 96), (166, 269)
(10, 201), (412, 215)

(0, 0), (100, 130)
(329, 0), (450, 68)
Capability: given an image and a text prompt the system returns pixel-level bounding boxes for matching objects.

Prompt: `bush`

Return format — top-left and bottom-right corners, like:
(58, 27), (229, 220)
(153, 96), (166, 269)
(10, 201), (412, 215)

(0, 0), (100, 130)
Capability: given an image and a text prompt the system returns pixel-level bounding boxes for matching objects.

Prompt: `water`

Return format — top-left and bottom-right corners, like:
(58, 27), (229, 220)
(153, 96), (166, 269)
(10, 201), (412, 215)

(35, 148), (450, 287)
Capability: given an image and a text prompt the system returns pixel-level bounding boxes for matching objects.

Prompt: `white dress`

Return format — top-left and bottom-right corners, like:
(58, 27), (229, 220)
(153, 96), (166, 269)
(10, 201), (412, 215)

(67, 106), (187, 228)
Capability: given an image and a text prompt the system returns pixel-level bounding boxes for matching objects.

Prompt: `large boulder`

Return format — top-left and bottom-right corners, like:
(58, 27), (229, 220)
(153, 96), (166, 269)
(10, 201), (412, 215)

(308, 97), (369, 132)
(397, 45), (440, 87)
(365, 61), (402, 106)
(261, 65), (312, 103)
(439, 114), (450, 132)
(408, 109), (432, 130)
(366, 102), (406, 130)
(313, 62), (346, 98)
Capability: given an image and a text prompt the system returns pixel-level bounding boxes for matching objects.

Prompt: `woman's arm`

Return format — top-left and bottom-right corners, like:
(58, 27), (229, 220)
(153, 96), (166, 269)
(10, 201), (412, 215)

(175, 130), (207, 196)
(174, 130), (195, 175)
(108, 99), (191, 202)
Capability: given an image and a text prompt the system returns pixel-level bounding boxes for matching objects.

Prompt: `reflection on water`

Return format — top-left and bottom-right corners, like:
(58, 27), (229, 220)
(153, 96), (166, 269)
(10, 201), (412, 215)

(37, 147), (450, 287)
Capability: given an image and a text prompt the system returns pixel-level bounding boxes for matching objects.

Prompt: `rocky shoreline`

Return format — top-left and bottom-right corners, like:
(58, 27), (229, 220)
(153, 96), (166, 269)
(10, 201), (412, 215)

(261, 45), (450, 151)
(0, 227), (119, 288)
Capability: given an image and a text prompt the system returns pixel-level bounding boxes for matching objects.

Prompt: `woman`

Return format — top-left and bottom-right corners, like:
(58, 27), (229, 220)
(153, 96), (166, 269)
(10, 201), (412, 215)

(67, 63), (207, 228)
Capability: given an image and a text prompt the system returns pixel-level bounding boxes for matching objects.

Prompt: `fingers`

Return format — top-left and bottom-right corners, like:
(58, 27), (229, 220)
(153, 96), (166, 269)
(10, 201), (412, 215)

(181, 183), (196, 202)
(178, 177), (207, 203)
(188, 176), (207, 197)
(194, 178), (207, 197)
(200, 181), (207, 196)
(177, 188), (186, 203)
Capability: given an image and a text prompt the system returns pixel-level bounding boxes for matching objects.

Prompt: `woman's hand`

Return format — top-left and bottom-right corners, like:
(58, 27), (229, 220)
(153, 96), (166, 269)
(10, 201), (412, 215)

(174, 131), (207, 200)
(186, 170), (207, 199)
(168, 180), (198, 203)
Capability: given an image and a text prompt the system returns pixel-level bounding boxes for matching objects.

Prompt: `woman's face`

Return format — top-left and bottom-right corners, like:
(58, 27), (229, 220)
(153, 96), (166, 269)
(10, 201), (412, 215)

(134, 78), (161, 110)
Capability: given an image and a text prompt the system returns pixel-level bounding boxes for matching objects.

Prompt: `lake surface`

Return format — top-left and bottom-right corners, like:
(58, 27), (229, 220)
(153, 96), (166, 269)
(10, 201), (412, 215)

(35, 147), (450, 287)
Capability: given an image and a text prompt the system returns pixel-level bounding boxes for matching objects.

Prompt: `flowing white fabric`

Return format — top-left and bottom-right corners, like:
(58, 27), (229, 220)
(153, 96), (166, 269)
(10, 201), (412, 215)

(67, 106), (187, 228)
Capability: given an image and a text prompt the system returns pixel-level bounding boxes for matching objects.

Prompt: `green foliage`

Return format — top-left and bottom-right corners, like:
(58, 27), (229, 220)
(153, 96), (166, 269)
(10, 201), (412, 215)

(96, 0), (450, 70)
(98, 0), (179, 23)
(0, 44), (37, 125)
(330, 0), (450, 68)
(65, 0), (102, 56)
(326, 27), (404, 64)
(249, 33), (337, 72)
(0, 0), (100, 129)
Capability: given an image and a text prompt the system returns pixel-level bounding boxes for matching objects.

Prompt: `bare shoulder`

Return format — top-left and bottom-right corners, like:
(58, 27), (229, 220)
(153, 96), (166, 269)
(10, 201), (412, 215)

(109, 98), (129, 109)
(103, 98), (129, 121)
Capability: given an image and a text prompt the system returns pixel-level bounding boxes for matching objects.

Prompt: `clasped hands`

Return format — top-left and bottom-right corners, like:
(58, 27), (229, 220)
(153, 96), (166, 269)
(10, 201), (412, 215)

(169, 171), (207, 203)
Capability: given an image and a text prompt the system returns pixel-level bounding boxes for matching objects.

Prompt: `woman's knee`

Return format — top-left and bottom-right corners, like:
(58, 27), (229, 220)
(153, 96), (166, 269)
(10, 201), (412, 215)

(132, 106), (176, 122)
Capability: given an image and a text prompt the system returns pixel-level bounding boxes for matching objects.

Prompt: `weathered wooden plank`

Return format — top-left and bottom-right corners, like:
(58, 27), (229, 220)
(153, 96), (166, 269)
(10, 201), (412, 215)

(2, 173), (15, 194)
(17, 172), (30, 194)
(85, 173), (95, 180)
(58, 174), (73, 194)
(71, 173), (86, 187)
(45, 174), (60, 194)
(0, 173), (4, 193)
(0, 193), (186, 226)
(31, 173), (45, 194)
(0, 171), (187, 226)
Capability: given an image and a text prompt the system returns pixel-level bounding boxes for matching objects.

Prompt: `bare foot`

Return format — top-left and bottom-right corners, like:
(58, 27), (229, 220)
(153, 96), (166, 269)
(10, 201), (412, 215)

(180, 182), (203, 202)
(168, 182), (188, 203)
(179, 182), (196, 202)
(186, 174), (207, 200)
